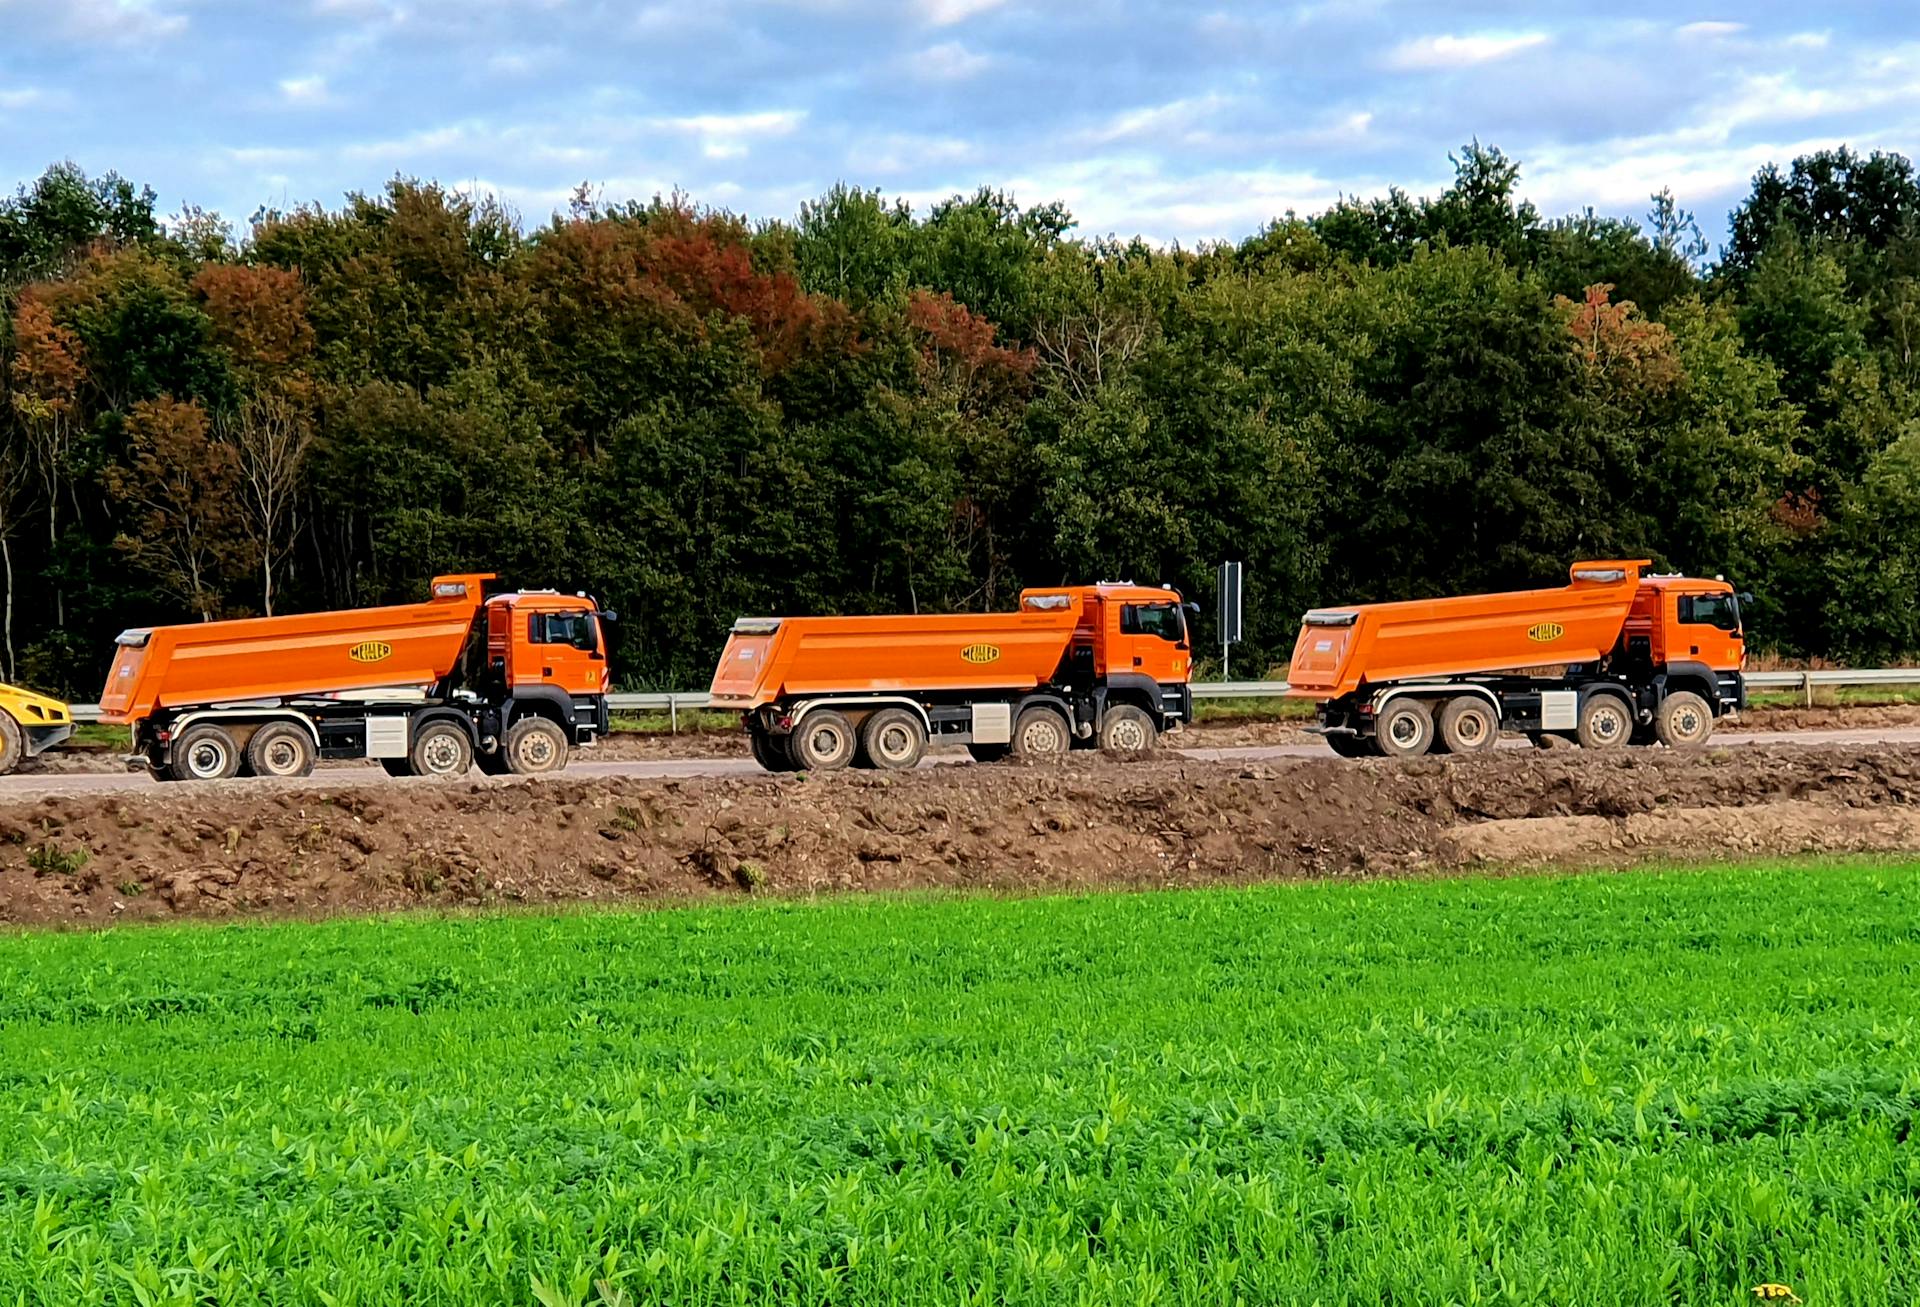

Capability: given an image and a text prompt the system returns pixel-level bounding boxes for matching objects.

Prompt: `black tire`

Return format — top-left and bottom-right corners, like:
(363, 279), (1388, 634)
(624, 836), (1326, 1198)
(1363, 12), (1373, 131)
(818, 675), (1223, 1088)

(1012, 705), (1072, 759)
(1374, 699), (1434, 758)
(379, 758), (414, 778)
(1438, 696), (1499, 754)
(748, 728), (794, 773)
(408, 721), (473, 778)
(1656, 691), (1713, 748)
(1099, 704), (1157, 754)
(792, 709), (856, 771)
(966, 743), (1011, 764)
(1325, 732), (1372, 758)
(476, 748), (511, 776)
(861, 707), (927, 771)
(1576, 694), (1632, 750)
(169, 724), (242, 781)
(245, 722), (317, 779)
(504, 716), (569, 776)
(0, 711), (20, 777)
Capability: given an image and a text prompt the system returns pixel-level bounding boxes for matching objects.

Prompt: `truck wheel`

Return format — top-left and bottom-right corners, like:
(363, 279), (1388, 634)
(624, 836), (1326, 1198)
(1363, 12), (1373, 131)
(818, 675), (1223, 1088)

(966, 743), (1011, 764)
(0, 711), (20, 776)
(1656, 691), (1713, 748)
(792, 710), (856, 771)
(170, 724), (242, 781)
(861, 708), (926, 770)
(1438, 697), (1499, 754)
(504, 717), (569, 775)
(1326, 732), (1371, 758)
(409, 722), (473, 778)
(1012, 706), (1071, 759)
(1374, 699), (1434, 758)
(1099, 705), (1157, 754)
(748, 727), (797, 773)
(246, 722), (316, 779)
(1576, 694), (1631, 750)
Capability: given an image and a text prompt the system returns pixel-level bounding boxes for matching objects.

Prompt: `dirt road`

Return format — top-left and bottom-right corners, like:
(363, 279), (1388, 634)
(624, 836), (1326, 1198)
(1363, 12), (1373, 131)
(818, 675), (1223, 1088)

(9, 723), (1920, 798)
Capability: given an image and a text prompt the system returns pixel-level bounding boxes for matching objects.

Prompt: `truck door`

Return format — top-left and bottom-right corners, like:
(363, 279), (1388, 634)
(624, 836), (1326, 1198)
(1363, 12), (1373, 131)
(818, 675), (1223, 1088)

(520, 604), (608, 695)
(1112, 599), (1189, 683)
(1672, 590), (1744, 669)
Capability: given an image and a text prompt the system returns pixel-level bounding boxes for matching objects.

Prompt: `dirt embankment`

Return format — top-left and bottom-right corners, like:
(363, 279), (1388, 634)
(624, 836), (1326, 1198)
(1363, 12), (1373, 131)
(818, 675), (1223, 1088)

(4, 745), (1920, 925)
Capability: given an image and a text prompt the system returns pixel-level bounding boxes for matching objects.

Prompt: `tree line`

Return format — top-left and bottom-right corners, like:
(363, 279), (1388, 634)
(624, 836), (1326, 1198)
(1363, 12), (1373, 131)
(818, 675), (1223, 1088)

(3, 143), (1919, 695)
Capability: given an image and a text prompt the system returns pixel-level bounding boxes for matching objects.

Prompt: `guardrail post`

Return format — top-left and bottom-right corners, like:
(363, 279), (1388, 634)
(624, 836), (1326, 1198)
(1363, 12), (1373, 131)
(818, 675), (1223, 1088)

(1804, 671), (1813, 709)
(669, 695), (679, 734)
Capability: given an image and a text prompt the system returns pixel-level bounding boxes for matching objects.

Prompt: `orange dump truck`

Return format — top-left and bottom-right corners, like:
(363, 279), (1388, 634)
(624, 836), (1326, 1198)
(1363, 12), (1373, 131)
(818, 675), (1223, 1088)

(709, 584), (1197, 771)
(99, 574), (612, 781)
(1286, 560), (1747, 757)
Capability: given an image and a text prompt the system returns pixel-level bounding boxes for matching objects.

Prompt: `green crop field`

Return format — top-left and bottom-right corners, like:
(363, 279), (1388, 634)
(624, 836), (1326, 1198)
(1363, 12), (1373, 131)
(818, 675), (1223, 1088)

(1, 861), (1916, 1305)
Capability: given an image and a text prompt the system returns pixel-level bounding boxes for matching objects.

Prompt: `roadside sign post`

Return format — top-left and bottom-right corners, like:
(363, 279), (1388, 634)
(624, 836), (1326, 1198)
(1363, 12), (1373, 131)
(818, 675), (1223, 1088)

(1217, 561), (1244, 680)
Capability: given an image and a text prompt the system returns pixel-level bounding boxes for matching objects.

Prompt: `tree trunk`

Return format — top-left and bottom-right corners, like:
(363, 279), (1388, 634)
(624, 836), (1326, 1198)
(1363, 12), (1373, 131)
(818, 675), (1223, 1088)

(1, 532), (13, 682)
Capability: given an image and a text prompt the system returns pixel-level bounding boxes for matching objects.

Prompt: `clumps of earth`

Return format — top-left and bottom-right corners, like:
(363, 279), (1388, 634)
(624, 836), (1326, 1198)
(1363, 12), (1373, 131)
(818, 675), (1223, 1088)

(3, 745), (1920, 925)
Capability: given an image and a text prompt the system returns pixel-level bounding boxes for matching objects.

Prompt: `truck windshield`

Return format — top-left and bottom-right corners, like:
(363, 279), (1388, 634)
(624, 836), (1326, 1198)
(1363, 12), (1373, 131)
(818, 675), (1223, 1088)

(1121, 603), (1185, 643)
(1679, 593), (1740, 631)
(531, 612), (600, 652)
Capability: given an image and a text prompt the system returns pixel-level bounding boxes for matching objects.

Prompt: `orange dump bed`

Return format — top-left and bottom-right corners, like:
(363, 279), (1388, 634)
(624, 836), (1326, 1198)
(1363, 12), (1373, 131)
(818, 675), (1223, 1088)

(1287, 561), (1650, 698)
(710, 591), (1088, 709)
(98, 574), (493, 724)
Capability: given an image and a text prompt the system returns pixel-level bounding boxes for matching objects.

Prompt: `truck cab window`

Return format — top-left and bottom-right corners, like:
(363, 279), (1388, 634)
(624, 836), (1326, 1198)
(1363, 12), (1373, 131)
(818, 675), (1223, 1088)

(1678, 594), (1740, 631)
(530, 613), (599, 651)
(1121, 603), (1184, 643)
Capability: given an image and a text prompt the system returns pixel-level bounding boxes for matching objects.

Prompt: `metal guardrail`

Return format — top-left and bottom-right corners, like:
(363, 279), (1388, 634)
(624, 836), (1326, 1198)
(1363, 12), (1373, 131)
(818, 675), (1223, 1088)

(63, 670), (1920, 726)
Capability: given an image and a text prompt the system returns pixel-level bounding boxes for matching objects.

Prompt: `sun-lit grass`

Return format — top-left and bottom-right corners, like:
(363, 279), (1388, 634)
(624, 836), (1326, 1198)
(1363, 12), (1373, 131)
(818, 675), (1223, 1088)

(0, 858), (1916, 1303)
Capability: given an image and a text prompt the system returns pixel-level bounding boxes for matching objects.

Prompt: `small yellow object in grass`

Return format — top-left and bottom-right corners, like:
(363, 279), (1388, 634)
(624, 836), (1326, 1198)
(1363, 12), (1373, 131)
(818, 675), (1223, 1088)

(1752, 1286), (1801, 1303)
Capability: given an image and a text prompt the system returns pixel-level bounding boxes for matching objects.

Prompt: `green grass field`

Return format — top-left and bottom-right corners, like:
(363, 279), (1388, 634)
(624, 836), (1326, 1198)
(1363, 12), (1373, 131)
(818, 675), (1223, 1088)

(1, 860), (1916, 1304)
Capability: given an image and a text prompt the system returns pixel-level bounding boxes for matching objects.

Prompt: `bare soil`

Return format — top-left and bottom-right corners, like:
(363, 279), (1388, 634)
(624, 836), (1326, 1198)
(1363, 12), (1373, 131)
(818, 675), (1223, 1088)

(4, 744), (1920, 926)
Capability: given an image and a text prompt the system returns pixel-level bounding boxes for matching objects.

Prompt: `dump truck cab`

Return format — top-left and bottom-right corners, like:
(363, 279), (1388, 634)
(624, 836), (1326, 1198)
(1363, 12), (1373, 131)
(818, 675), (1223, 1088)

(712, 582), (1196, 772)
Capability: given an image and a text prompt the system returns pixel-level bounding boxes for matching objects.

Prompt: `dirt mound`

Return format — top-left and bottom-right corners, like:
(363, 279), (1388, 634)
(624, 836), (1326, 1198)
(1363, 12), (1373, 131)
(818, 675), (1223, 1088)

(3, 745), (1919, 925)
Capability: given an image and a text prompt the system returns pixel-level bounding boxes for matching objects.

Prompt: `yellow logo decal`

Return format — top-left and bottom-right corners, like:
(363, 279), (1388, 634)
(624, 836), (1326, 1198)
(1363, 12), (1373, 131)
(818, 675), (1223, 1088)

(1526, 622), (1565, 643)
(960, 643), (1001, 664)
(349, 641), (393, 663)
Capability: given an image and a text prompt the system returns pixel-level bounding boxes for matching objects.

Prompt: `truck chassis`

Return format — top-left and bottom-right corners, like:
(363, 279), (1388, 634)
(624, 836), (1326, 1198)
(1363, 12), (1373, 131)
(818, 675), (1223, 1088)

(1312, 667), (1746, 757)
(130, 691), (607, 782)
(745, 679), (1193, 772)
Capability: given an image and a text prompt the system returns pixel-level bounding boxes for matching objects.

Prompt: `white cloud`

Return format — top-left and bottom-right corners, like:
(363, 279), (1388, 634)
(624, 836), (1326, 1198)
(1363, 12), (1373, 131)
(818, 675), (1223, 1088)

(1678, 21), (1745, 38)
(918, 0), (1003, 26)
(1785, 31), (1831, 49)
(279, 75), (331, 106)
(0, 87), (44, 110)
(1386, 32), (1550, 70)
(651, 109), (805, 159)
(911, 41), (992, 81)
(38, 0), (186, 43)
(1084, 95), (1231, 146)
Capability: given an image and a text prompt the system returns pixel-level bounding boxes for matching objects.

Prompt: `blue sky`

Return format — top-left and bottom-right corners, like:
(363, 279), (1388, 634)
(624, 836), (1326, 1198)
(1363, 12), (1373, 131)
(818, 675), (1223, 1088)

(0, 0), (1913, 248)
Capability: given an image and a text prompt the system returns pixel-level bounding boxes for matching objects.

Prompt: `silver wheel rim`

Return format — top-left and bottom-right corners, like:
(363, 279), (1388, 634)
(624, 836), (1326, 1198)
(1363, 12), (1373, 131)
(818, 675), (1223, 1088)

(420, 733), (462, 774)
(1108, 718), (1148, 750)
(186, 741), (229, 778)
(1673, 706), (1704, 739)
(263, 738), (301, 774)
(806, 724), (845, 764)
(518, 731), (557, 769)
(1020, 717), (1063, 754)
(1388, 712), (1423, 748)
(1590, 706), (1625, 743)
(1455, 709), (1489, 746)
(876, 722), (914, 763)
